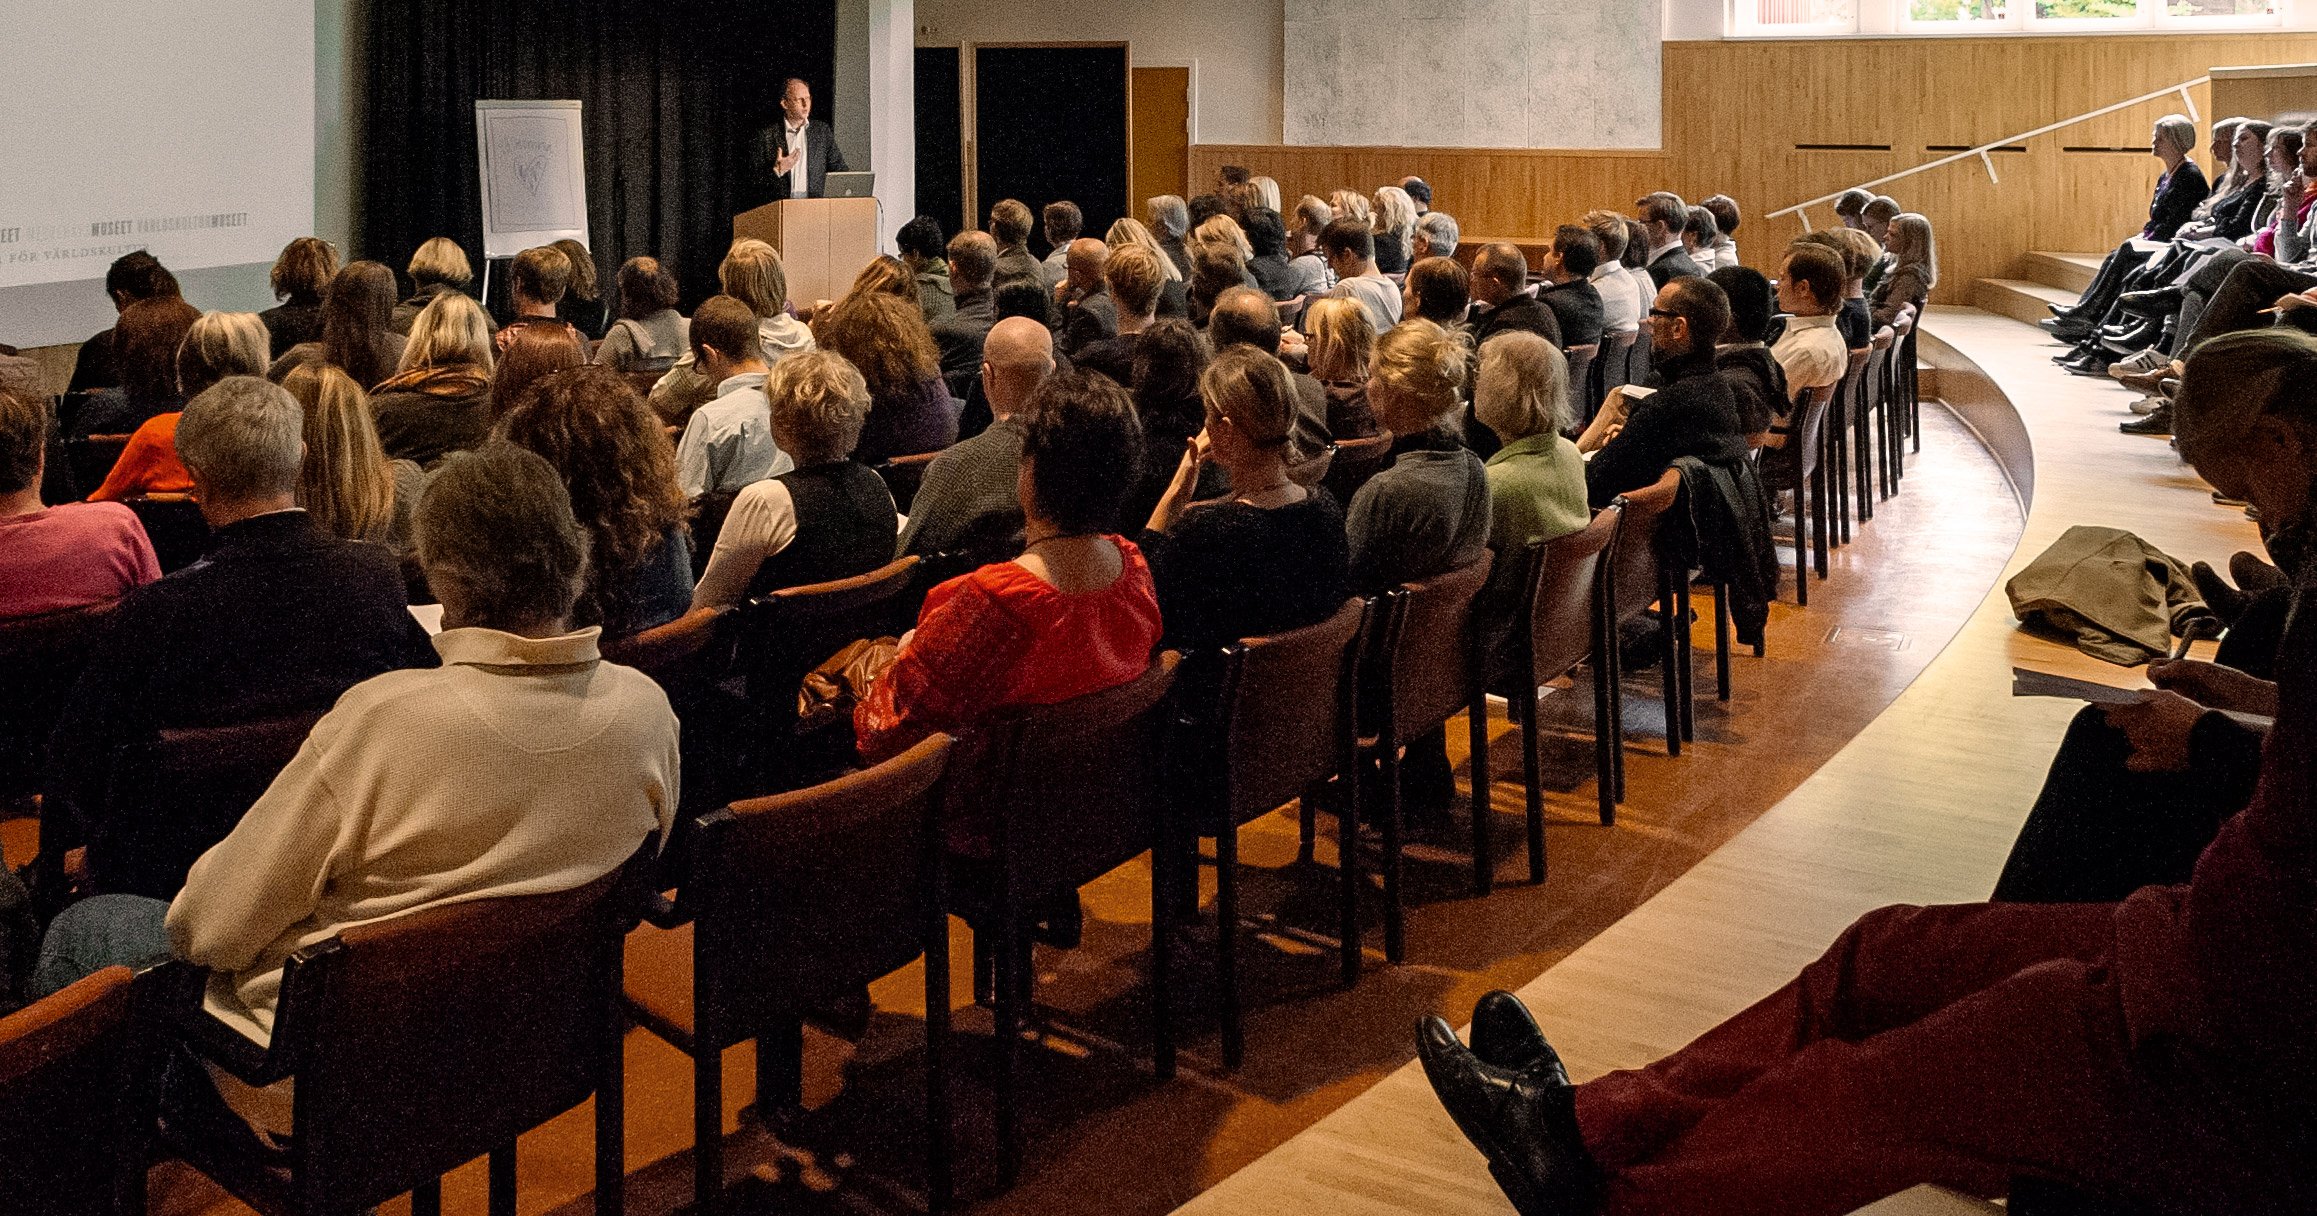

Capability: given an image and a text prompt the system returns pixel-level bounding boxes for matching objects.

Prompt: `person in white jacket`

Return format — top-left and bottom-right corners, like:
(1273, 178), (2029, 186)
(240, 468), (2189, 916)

(34, 440), (678, 1139)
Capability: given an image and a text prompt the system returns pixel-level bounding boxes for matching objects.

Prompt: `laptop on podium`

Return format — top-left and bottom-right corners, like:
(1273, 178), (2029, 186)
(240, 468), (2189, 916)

(824, 171), (875, 198)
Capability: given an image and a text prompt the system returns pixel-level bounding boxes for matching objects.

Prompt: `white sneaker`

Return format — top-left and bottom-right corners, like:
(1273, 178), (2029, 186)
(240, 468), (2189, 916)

(2128, 394), (2167, 415)
(2107, 349), (2168, 378)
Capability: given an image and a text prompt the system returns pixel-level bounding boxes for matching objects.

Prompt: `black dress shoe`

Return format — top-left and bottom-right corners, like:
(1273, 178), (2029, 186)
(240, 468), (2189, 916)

(2118, 286), (2183, 317)
(2041, 317), (2093, 342)
(2121, 407), (2174, 436)
(1417, 1018), (1602, 1216)
(2061, 353), (2111, 376)
(2046, 301), (2073, 319)
(1470, 991), (1566, 1078)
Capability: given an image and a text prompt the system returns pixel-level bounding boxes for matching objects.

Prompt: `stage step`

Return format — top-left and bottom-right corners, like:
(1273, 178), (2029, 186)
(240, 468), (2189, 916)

(1973, 277), (2077, 327)
(2019, 251), (2102, 295)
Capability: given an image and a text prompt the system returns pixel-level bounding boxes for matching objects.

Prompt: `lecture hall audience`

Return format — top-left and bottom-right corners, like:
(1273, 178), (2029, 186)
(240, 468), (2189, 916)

(1413, 326), (2317, 1216)
(35, 125), (2317, 1216)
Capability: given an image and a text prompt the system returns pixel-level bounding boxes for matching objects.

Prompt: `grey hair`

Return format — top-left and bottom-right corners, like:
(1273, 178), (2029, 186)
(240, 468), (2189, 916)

(767, 349), (872, 466)
(1416, 212), (1460, 258)
(174, 375), (304, 499)
(1473, 331), (1571, 441)
(415, 441), (590, 630)
(1147, 194), (1189, 239)
(2154, 113), (2198, 159)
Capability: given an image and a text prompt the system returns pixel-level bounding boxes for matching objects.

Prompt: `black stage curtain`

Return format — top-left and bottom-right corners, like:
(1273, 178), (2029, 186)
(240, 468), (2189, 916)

(363, 0), (836, 308)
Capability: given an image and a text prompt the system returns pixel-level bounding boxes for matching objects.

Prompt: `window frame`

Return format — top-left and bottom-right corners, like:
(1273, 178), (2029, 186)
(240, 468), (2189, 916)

(1724, 0), (2282, 35)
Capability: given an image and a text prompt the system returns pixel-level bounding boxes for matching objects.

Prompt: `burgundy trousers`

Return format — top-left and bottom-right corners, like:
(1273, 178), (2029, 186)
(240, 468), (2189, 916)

(1573, 901), (2283, 1216)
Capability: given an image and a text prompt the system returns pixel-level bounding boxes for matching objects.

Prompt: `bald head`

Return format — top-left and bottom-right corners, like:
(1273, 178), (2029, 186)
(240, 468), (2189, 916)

(981, 315), (1056, 420)
(1472, 243), (1529, 305)
(1207, 286), (1282, 355)
(1066, 237), (1109, 293)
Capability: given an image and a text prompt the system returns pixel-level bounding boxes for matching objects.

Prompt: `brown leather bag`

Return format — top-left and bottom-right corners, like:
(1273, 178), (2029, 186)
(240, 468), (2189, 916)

(795, 636), (901, 732)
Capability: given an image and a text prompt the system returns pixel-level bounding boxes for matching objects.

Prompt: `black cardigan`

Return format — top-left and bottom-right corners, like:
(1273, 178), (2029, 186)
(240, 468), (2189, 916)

(2145, 160), (2210, 242)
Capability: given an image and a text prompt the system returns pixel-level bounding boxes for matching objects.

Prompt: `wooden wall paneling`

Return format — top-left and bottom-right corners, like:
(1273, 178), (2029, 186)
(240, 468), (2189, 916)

(1197, 33), (2317, 303)
(2210, 64), (2317, 125)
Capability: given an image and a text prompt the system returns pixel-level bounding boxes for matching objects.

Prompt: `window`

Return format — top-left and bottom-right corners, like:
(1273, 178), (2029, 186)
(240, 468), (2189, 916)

(1729, 0), (2280, 33)
(1731, 0), (1859, 34)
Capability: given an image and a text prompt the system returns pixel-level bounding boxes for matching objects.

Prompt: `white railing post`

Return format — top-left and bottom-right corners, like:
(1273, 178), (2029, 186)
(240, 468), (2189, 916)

(1979, 150), (2000, 185)
(2176, 83), (2200, 126)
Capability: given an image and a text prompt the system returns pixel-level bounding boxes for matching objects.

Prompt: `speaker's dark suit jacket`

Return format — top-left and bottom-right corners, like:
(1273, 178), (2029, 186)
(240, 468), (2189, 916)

(758, 119), (850, 201)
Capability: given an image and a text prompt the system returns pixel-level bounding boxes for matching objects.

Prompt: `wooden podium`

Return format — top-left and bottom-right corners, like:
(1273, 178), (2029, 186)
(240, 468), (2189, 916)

(733, 198), (879, 310)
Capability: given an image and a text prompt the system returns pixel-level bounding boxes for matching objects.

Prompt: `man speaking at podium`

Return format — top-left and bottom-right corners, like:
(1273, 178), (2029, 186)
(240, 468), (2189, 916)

(758, 77), (849, 201)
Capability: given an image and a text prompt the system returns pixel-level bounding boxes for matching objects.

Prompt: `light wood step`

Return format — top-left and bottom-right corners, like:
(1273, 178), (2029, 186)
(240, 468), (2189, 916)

(2019, 250), (2103, 295)
(1973, 277), (2077, 327)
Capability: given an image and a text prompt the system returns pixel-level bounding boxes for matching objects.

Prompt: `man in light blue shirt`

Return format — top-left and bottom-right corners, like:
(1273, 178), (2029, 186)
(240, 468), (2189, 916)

(674, 296), (793, 500)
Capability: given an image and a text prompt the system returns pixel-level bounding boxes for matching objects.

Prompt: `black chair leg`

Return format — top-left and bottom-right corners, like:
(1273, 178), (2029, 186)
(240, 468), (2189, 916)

(489, 1143), (518, 1216)
(994, 888), (1022, 1185)
(1381, 742), (1405, 964)
(1469, 693), (1493, 896)
(1675, 580), (1696, 743)
(693, 1042), (723, 1216)
(1218, 824), (1243, 1071)
(1150, 814), (1176, 1082)
(1520, 691), (1545, 884)
(1793, 479), (1808, 607)
(597, 968), (626, 1216)
(925, 874), (955, 1211)
(1713, 585), (1733, 702)
(1594, 643), (1618, 827)
(1813, 464), (1831, 580)
(1657, 572), (1680, 765)
(1337, 767), (1361, 987)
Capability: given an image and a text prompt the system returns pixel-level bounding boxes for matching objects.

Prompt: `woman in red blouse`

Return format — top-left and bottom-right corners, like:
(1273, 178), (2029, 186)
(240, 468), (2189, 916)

(856, 370), (1161, 763)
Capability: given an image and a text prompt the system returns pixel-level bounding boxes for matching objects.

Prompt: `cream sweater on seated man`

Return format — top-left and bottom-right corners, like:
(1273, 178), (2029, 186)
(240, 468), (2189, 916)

(167, 623), (679, 1055)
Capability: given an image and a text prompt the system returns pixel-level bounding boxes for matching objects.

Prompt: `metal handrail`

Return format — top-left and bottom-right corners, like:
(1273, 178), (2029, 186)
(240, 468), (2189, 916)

(1768, 75), (2208, 230)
